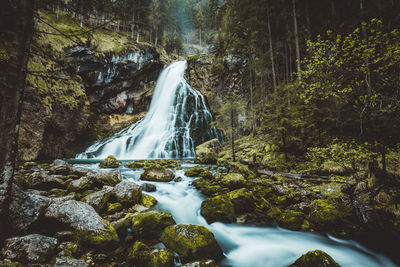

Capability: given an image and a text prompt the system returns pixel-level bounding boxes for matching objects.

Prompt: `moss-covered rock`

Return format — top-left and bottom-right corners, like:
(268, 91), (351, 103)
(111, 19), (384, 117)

(83, 186), (113, 212)
(221, 173), (245, 189)
(195, 139), (221, 164)
(290, 250), (340, 267)
(185, 166), (204, 177)
(226, 188), (255, 214)
(200, 195), (235, 224)
(192, 179), (228, 196)
(160, 224), (223, 263)
(112, 180), (142, 205)
(127, 241), (174, 267)
(99, 155), (119, 168)
(107, 202), (123, 214)
(127, 161), (146, 169)
(94, 170), (122, 187)
(140, 165), (174, 182)
(180, 259), (217, 267)
(277, 210), (305, 231)
(141, 194), (158, 208)
(131, 210), (176, 238)
(308, 199), (350, 228)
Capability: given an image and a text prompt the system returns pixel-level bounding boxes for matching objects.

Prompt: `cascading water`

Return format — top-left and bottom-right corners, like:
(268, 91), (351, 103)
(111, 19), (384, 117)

(77, 61), (221, 160)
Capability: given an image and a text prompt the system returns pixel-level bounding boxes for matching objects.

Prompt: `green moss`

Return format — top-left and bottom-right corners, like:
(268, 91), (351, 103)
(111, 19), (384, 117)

(185, 166), (204, 177)
(277, 210), (305, 231)
(308, 199), (353, 229)
(141, 194), (158, 208)
(61, 242), (80, 258)
(221, 173), (246, 189)
(99, 155), (119, 168)
(150, 249), (175, 267)
(131, 210), (176, 238)
(0, 261), (21, 267)
(292, 250), (340, 267)
(226, 188), (254, 214)
(127, 161), (145, 169)
(107, 202), (123, 214)
(75, 222), (119, 247)
(200, 195), (236, 224)
(128, 241), (151, 262)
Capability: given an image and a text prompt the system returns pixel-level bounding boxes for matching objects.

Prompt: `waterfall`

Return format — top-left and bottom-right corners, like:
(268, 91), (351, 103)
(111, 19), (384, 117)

(77, 61), (221, 160)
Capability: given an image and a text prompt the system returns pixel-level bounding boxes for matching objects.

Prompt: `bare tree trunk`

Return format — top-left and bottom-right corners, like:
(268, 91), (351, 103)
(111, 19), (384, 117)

(0, 0), (34, 241)
(231, 109), (236, 162)
(292, 0), (301, 80)
(267, 12), (277, 92)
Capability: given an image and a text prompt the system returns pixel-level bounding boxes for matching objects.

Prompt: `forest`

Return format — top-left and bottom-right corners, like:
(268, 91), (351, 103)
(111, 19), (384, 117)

(1, 0), (400, 266)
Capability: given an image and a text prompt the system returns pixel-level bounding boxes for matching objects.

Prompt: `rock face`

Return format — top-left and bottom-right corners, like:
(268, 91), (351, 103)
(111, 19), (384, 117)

(140, 165), (175, 182)
(290, 250), (340, 267)
(9, 185), (51, 234)
(160, 224), (223, 263)
(44, 200), (118, 246)
(1, 234), (58, 263)
(195, 139), (221, 164)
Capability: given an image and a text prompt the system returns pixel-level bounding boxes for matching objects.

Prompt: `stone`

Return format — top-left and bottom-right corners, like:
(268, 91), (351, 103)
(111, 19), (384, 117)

(113, 180), (142, 205)
(140, 165), (175, 182)
(92, 170), (122, 186)
(127, 161), (146, 169)
(184, 167), (204, 177)
(84, 186), (113, 211)
(200, 195), (236, 224)
(180, 259), (217, 267)
(290, 250), (340, 267)
(277, 210), (305, 231)
(128, 241), (175, 267)
(71, 166), (94, 177)
(68, 176), (94, 192)
(29, 172), (65, 190)
(99, 155), (119, 168)
(1, 234), (58, 263)
(107, 202), (123, 214)
(160, 224), (223, 263)
(226, 188), (254, 214)
(9, 185), (51, 234)
(221, 173), (245, 189)
(141, 194), (158, 208)
(44, 200), (118, 246)
(142, 183), (157, 192)
(131, 210), (175, 238)
(194, 139), (221, 164)
(54, 257), (87, 267)
(49, 159), (73, 175)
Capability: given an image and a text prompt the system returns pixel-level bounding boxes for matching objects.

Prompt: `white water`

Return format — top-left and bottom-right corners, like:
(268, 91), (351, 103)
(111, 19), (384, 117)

(77, 162), (396, 267)
(77, 61), (220, 160)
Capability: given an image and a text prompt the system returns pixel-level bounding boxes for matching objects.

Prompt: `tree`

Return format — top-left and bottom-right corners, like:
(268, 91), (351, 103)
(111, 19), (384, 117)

(195, 2), (205, 46)
(0, 0), (35, 241)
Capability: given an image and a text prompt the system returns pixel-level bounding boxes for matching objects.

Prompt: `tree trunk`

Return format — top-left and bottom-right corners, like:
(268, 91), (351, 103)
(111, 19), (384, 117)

(0, 0), (34, 241)
(292, 0), (301, 80)
(267, 12), (277, 92)
(231, 109), (236, 162)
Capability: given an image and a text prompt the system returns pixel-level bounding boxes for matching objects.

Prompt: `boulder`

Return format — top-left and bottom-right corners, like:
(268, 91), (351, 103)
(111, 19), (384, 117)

(277, 210), (306, 231)
(113, 180), (142, 205)
(29, 172), (65, 190)
(131, 210), (175, 238)
(84, 186), (113, 211)
(140, 165), (174, 182)
(308, 199), (351, 228)
(221, 173), (245, 189)
(127, 161), (146, 169)
(128, 241), (175, 267)
(194, 139), (221, 164)
(54, 257), (87, 267)
(141, 194), (158, 208)
(93, 169), (122, 186)
(9, 185), (51, 234)
(44, 200), (118, 246)
(99, 155), (119, 168)
(160, 224), (223, 263)
(201, 195), (236, 224)
(68, 176), (94, 192)
(290, 250), (340, 267)
(1, 234), (58, 263)
(142, 183), (157, 192)
(49, 159), (73, 175)
(185, 167), (204, 177)
(180, 259), (217, 267)
(226, 188), (254, 214)
(71, 166), (94, 177)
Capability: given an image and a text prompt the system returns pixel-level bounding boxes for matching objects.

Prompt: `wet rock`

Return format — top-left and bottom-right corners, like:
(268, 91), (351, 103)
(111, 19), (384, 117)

(185, 167), (204, 177)
(200, 195), (235, 224)
(161, 224), (223, 263)
(1, 234), (58, 263)
(140, 165), (174, 182)
(99, 155), (119, 168)
(84, 186), (113, 211)
(49, 160), (73, 175)
(221, 173), (245, 189)
(113, 180), (142, 205)
(54, 256), (87, 267)
(9, 185), (51, 234)
(142, 183), (157, 192)
(290, 250), (340, 267)
(44, 200), (118, 246)
(141, 194), (158, 208)
(226, 188), (254, 214)
(195, 139), (221, 164)
(93, 169), (122, 186)
(131, 210), (175, 238)
(29, 172), (65, 190)
(71, 166), (94, 177)
(107, 202), (123, 214)
(180, 259), (217, 267)
(277, 210), (306, 231)
(127, 241), (175, 267)
(68, 176), (94, 192)
(127, 161), (146, 169)
(308, 199), (352, 229)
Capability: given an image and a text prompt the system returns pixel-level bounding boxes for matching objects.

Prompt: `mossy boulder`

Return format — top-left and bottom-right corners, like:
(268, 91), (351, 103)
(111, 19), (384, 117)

(290, 250), (340, 267)
(221, 173), (246, 189)
(99, 155), (119, 168)
(127, 161), (146, 169)
(140, 165), (174, 182)
(160, 224), (223, 263)
(141, 194), (158, 208)
(277, 210), (305, 231)
(226, 188), (254, 214)
(83, 186), (113, 212)
(67, 176), (94, 192)
(201, 195), (236, 224)
(195, 139), (221, 164)
(128, 241), (174, 267)
(180, 259), (217, 267)
(131, 210), (176, 238)
(112, 180), (142, 205)
(185, 167), (204, 177)
(107, 202), (123, 214)
(308, 199), (351, 228)
(94, 170), (122, 186)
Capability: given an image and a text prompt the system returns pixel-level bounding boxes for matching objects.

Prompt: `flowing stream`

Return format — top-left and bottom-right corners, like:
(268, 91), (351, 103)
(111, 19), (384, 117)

(76, 61), (397, 266)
